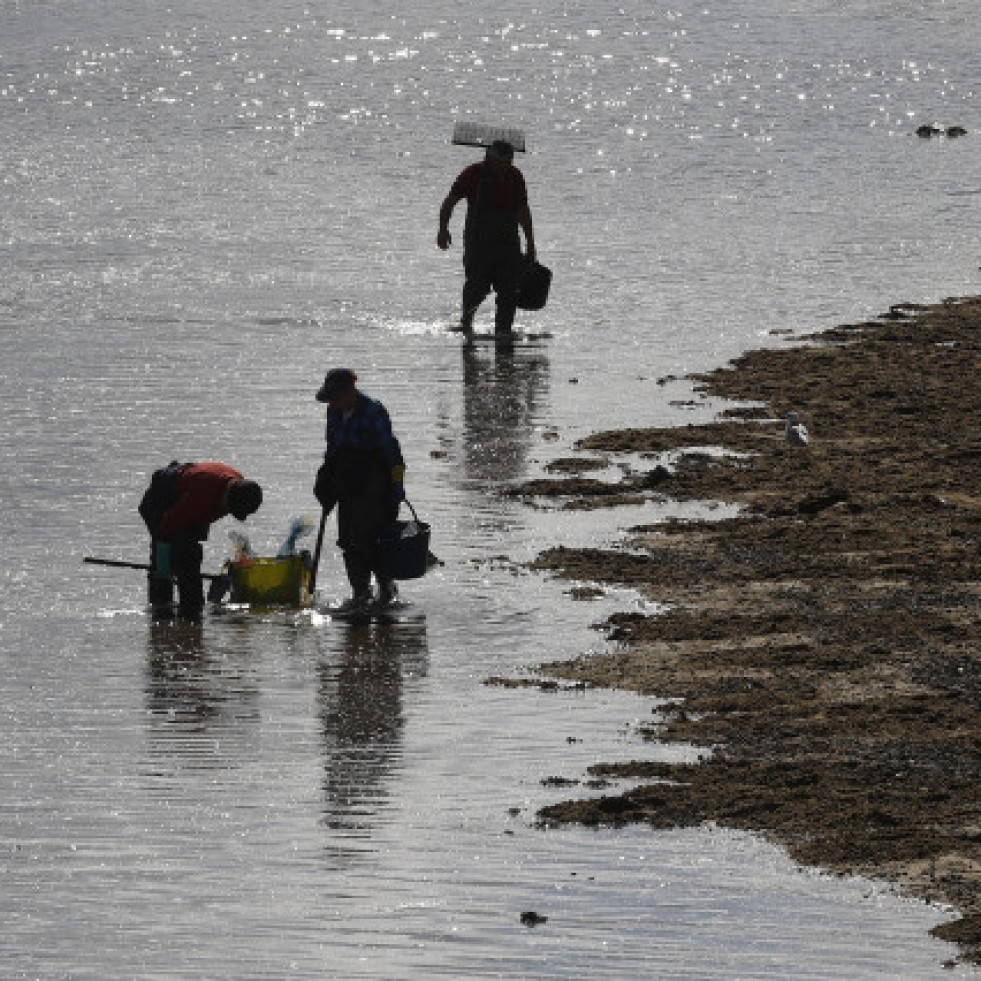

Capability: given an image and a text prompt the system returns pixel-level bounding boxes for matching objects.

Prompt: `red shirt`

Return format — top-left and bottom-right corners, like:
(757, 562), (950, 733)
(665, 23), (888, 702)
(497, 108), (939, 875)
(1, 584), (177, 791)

(451, 162), (527, 212)
(157, 462), (242, 539)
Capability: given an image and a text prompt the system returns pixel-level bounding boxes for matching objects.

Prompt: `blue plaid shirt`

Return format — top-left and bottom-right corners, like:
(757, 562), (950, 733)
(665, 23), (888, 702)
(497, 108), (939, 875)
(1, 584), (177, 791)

(323, 391), (404, 471)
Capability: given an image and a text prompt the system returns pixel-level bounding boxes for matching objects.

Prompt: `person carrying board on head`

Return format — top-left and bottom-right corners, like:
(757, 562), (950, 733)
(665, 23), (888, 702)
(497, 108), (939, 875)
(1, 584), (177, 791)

(437, 139), (536, 336)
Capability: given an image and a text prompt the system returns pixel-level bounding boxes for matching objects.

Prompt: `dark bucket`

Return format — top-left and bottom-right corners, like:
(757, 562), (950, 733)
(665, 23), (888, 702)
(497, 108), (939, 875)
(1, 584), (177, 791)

(516, 257), (552, 311)
(377, 500), (431, 580)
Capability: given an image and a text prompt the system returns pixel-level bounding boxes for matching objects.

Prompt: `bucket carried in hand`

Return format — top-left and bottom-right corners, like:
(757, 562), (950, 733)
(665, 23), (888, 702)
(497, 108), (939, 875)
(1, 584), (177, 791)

(377, 500), (431, 580)
(516, 256), (552, 311)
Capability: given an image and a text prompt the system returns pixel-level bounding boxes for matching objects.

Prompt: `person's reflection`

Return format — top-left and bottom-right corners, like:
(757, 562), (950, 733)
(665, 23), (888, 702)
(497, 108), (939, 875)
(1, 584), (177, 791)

(460, 339), (550, 489)
(144, 617), (260, 770)
(318, 618), (429, 863)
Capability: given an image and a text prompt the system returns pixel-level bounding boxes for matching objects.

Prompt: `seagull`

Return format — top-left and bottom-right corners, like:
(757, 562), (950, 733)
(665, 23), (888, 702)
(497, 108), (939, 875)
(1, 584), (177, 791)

(785, 412), (810, 446)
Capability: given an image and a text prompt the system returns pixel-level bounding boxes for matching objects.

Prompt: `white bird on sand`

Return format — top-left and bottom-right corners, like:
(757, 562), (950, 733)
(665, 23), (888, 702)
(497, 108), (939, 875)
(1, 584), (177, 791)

(785, 412), (810, 446)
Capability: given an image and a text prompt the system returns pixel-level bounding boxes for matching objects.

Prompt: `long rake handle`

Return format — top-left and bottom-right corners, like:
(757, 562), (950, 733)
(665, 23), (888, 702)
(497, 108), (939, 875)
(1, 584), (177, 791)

(308, 509), (328, 598)
(83, 556), (222, 581)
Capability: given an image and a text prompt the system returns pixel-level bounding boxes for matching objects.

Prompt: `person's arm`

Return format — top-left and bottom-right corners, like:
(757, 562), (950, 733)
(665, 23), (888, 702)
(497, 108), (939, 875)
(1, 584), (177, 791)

(437, 190), (464, 250)
(518, 201), (536, 261)
(314, 411), (342, 512)
(322, 411), (338, 458)
(369, 402), (406, 500)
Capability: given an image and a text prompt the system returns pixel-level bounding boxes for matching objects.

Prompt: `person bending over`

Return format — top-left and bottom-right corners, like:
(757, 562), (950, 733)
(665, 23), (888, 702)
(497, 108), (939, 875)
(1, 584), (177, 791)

(139, 460), (262, 616)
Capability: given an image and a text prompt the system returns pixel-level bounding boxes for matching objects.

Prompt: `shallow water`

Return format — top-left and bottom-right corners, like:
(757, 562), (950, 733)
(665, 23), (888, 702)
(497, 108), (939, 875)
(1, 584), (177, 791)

(2, 0), (980, 975)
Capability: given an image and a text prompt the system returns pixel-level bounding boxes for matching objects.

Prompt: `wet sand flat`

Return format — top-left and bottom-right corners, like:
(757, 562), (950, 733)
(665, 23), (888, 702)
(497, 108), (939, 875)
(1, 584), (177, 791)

(515, 297), (981, 965)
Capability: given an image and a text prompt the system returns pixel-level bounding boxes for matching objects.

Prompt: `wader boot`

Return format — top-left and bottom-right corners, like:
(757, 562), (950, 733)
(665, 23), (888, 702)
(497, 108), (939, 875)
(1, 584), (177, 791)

(148, 539), (174, 611)
(171, 538), (205, 619)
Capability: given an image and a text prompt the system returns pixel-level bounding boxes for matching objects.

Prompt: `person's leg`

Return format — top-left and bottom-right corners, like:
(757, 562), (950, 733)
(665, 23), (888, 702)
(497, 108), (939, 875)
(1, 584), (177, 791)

(337, 499), (373, 605)
(341, 550), (373, 599)
(337, 467), (400, 608)
(147, 538), (174, 607)
(490, 250), (520, 334)
(376, 578), (399, 606)
(170, 536), (204, 617)
(493, 292), (518, 334)
(460, 260), (491, 331)
(370, 491), (400, 606)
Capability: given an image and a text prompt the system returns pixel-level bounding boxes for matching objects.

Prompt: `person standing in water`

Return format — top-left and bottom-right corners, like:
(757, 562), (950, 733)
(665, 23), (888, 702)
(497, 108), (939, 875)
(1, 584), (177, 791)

(313, 368), (406, 614)
(436, 139), (536, 335)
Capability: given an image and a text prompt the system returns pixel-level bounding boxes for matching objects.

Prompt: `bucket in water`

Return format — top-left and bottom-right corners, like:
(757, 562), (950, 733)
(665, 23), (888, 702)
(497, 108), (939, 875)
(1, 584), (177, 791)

(228, 551), (313, 606)
(377, 500), (431, 580)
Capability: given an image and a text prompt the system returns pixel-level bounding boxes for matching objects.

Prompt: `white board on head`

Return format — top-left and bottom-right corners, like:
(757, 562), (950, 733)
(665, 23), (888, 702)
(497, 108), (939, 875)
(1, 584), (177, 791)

(452, 121), (526, 152)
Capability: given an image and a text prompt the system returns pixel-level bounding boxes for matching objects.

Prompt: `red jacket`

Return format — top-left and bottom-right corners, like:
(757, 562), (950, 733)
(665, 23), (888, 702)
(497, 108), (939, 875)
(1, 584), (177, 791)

(157, 462), (241, 540)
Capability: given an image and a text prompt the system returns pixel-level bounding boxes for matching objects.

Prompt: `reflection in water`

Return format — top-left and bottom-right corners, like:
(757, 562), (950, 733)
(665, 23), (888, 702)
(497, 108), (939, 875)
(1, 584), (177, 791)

(143, 617), (261, 771)
(318, 617), (429, 865)
(460, 339), (550, 489)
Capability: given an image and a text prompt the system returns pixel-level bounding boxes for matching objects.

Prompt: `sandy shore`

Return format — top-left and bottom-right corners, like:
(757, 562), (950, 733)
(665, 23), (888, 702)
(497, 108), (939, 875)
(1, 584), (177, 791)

(510, 297), (981, 965)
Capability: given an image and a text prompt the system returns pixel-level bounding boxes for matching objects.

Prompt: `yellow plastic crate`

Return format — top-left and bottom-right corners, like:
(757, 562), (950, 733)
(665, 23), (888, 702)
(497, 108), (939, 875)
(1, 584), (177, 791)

(228, 552), (313, 607)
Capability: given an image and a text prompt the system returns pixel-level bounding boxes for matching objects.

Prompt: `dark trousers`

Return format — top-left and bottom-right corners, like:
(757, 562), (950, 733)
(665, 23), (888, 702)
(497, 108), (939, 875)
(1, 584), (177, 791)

(463, 249), (521, 333)
(148, 536), (204, 615)
(336, 479), (397, 597)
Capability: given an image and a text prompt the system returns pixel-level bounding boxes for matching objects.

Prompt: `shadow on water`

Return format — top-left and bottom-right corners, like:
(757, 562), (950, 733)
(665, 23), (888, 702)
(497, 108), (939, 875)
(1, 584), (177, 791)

(459, 338), (550, 491)
(317, 615), (429, 867)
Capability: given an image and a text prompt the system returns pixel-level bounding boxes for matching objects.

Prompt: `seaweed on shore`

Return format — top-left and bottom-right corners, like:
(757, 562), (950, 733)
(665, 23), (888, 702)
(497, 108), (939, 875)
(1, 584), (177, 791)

(524, 296), (981, 964)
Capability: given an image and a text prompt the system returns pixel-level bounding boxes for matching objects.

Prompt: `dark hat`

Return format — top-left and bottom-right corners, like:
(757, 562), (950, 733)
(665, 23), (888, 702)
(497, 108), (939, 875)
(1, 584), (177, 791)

(315, 368), (357, 402)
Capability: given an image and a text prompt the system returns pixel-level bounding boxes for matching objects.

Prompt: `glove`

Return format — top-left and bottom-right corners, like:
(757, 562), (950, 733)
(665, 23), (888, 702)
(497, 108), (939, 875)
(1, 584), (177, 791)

(390, 465), (406, 502)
